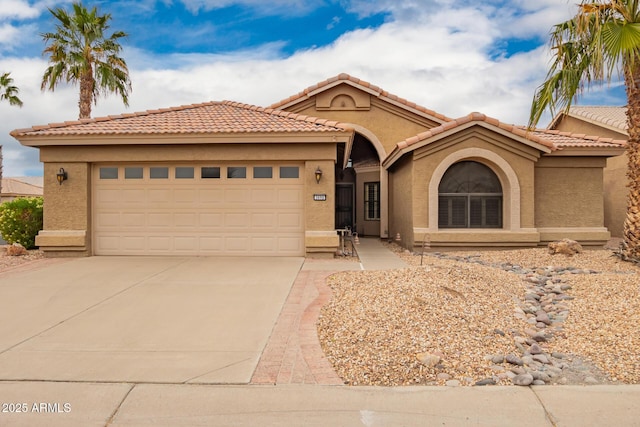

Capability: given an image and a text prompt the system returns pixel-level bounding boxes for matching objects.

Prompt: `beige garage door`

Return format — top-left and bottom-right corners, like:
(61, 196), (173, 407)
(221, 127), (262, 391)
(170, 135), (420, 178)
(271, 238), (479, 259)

(93, 164), (304, 256)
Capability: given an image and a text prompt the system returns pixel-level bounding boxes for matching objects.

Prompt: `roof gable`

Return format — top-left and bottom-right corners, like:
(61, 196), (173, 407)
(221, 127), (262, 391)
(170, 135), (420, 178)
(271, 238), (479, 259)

(384, 112), (626, 168)
(11, 101), (351, 139)
(549, 106), (628, 134)
(270, 73), (452, 125)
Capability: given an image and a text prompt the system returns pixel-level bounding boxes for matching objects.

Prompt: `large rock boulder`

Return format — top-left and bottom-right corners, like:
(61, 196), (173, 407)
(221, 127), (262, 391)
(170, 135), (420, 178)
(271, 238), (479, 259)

(5, 243), (28, 256)
(548, 238), (582, 256)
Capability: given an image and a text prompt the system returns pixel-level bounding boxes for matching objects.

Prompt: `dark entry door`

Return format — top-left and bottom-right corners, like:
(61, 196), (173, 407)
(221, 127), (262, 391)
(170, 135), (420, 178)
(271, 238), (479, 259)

(335, 183), (354, 230)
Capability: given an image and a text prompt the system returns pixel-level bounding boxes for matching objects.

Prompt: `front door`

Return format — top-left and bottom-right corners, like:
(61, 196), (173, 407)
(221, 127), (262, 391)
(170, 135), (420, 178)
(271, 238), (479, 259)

(335, 183), (354, 230)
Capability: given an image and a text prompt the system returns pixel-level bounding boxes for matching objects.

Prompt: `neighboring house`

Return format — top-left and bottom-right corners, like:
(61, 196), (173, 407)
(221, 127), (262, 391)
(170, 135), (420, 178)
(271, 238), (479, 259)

(10, 74), (626, 257)
(548, 106), (628, 238)
(0, 176), (43, 202)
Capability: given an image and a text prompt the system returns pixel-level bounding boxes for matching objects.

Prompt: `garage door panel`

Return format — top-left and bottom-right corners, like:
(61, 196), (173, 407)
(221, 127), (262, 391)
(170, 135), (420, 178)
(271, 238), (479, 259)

(252, 189), (276, 203)
(96, 189), (121, 204)
(225, 188), (251, 204)
(175, 237), (197, 251)
(122, 189), (147, 204)
(278, 236), (304, 252)
(148, 237), (172, 251)
(199, 237), (223, 251)
(96, 212), (121, 228)
(200, 189), (224, 204)
(121, 213), (145, 227)
(278, 188), (303, 205)
(278, 212), (303, 229)
(122, 236), (146, 251)
(226, 236), (250, 252)
(148, 213), (172, 227)
(225, 213), (250, 228)
(175, 189), (197, 204)
(175, 213), (197, 227)
(94, 164), (304, 256)
(95, 236), (119, 251)
(251, 212), (276, 228)
(149, 189), (173, 203)
(199, 213), (224, 228)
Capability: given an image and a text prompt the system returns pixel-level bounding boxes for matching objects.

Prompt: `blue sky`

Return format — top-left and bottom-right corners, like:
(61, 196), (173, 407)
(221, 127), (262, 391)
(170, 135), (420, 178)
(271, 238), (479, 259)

(0, 0), (627, 176)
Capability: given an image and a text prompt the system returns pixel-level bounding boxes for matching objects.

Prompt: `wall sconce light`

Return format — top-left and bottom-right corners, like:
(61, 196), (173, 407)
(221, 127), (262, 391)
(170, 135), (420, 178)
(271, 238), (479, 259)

(315, 166), (323, 184)
(56, 168), (68, 185)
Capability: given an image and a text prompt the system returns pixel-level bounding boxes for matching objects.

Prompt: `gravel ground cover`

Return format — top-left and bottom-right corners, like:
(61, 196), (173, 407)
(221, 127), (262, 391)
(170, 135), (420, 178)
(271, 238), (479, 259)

(318, 244), (640, 386)
(0, 246), (44, 271)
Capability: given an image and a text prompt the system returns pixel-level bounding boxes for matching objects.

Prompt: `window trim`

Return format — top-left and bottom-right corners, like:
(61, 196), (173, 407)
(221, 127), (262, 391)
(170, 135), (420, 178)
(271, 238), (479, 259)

(437, 161), (503, 229)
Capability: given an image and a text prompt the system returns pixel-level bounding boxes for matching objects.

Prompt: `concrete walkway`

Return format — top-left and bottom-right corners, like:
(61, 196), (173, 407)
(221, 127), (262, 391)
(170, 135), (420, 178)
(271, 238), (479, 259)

(354, 237), (408, 270)
(0, 382), (638, 426)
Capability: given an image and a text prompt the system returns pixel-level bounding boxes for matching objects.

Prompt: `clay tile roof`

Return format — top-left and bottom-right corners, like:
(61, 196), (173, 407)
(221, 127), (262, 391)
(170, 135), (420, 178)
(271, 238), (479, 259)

(566, 106), (628, 132)
(529, 128), (627, 149)
(10, 101), (351, 138)
(397, 112), (627, 152)
(1, 177), (43, 196)
(269, 73), (453, 123)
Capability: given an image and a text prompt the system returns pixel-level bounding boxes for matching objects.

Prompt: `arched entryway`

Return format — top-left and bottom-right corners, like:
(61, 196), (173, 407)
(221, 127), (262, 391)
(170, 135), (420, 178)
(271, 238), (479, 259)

(335, 129), (387, 237)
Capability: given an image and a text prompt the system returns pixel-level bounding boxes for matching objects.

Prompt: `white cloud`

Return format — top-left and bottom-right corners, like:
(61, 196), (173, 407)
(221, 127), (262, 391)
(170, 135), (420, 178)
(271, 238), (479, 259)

(0, 0), (626, 177)
(0, 0), (40, 19)
(0, 23), (20, 44)
(178, 0), (318, 16)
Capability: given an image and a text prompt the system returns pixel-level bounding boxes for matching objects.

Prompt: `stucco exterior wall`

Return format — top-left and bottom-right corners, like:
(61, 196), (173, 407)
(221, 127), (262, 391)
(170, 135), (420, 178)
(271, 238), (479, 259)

(304, 159), (338, 256)
(604, 153), (627, 237)
(388, 155), (414, 248)
(553, 115), (628, 238)
(535, 156), (610, 243)
(37, 162), (90, 255)
(289, 86), (441, 156)
(553, 116), (626, 140)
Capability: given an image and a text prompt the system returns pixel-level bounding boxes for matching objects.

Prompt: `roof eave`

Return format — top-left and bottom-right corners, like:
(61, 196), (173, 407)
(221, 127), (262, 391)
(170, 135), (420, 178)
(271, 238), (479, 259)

(544, 146), (626, 157)
(12, 131), (354, 148)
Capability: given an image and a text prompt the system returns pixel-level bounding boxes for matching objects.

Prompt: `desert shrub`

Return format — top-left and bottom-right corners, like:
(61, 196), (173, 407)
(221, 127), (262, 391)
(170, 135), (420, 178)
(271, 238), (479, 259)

(0, 197), (43, 249)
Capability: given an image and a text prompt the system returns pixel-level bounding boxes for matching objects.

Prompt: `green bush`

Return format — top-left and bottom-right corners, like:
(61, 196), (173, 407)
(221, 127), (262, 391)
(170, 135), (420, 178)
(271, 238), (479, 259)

(0, 197), (44, 249)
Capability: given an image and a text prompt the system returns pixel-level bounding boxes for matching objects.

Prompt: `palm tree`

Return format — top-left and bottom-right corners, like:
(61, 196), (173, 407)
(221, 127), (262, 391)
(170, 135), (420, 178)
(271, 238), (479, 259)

(529, 0), (640, 263)
(41, 1), (131, 119)
(0, 72), (23, 107)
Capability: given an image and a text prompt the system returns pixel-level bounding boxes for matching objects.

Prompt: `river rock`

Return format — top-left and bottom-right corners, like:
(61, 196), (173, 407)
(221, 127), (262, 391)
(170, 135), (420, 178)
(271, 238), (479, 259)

(513, 373), (534, 386)
(506, 354), (524, 366)
(529, 343), (544, 355)
(416, 353), (440, 367)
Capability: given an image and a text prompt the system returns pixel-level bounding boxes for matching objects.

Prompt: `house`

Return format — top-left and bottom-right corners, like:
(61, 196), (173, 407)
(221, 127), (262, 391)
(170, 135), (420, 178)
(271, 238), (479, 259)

(0, 176), (43, 202)
(548, 106), (628, 238)
(11, 74), (626, 257)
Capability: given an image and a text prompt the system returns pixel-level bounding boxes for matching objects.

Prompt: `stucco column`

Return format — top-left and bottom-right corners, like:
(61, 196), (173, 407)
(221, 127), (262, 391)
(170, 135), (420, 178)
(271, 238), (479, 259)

(36, 162), (90, 255)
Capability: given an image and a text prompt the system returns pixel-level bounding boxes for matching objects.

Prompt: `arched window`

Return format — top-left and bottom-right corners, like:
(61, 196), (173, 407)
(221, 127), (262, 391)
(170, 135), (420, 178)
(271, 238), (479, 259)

(438, 161), (503, 228)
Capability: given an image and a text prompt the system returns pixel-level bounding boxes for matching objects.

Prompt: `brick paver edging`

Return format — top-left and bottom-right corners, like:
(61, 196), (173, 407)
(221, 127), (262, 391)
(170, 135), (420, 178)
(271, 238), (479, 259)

(251, 270), (343, 385)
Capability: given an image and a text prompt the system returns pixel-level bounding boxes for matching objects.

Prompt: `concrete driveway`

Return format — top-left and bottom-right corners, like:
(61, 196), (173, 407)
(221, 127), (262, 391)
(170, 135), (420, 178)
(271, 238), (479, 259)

(0, 256), (303, 384)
